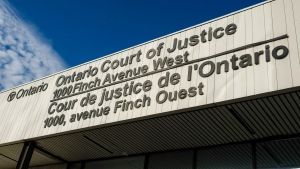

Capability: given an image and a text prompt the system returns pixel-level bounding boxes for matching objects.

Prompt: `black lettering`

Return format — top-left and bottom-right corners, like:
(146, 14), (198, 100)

(170, 73), (180, 85)
(178, 89), (187, 99)
(254, 50), (264, 65)
(200, 29), (207, 43)
(167, 38), (177, 53)
(199, 61), (215, 78)
(225, 23), (237, 35)
(213, 27), (224, 39)
(157, 43), (164, 56)
(189, 35), (199, 46)
(208, 27), (213, 41)
(239, 54), (253, 68)
(178, 38), (188, 50)
(48, 102), (57, 115)
(156, 90), (168, 104)
(230, 54), (239, 70)
(101, 60), (111, 72)
(188, 87), (197, 97)
(146, 48), (156, 59)
(216, 60), (229, 74)
(272, 45), (289, 60)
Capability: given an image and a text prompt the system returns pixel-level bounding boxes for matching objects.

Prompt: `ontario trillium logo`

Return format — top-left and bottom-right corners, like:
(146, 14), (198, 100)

(7, 91), (16, 102)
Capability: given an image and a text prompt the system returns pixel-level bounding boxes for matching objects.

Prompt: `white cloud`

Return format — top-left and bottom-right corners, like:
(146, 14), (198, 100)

(0, 1), (66, 90)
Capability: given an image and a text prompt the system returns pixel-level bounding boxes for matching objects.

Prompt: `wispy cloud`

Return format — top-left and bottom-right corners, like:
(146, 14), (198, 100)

(0, 1), (66, 90)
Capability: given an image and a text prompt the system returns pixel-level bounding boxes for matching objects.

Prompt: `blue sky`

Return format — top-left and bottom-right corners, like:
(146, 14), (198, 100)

(0, 0), (263, 90)
(9, 0), (263, 67)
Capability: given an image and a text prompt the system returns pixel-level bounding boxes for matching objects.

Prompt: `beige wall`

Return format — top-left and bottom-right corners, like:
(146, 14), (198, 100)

(0, 0), (299, 146)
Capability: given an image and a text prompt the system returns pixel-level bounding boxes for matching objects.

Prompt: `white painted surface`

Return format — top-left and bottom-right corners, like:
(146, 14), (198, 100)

(0, 0), (299, 145)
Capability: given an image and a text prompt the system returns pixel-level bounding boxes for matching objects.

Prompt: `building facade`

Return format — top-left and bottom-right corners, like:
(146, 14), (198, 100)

(0, 0), (300, 168)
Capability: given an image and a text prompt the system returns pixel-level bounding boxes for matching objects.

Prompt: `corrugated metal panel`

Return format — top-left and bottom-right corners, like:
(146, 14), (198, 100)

(148, 150), (193, 169)
(0, 155), (16, 169)
(35, 133), (113, 161)
(32, 90), (300, 162)
(0, 89), (299, 166)
(29, 163), (67, 169)
(257, 138), (300, 168)
(0, 143), (22, 169)
(29, 149), (61, 167)
(197, 144), (252, 169)
(85, 156), (144, 169)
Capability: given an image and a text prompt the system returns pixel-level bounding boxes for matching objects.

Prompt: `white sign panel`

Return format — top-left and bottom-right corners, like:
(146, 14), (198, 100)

(0, 0), (299, 145)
